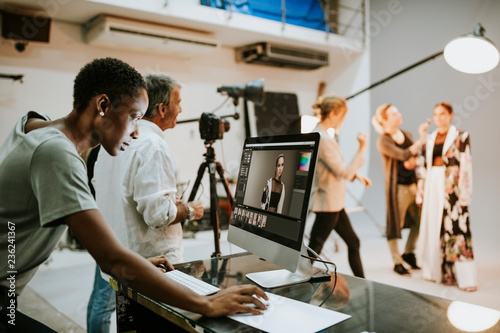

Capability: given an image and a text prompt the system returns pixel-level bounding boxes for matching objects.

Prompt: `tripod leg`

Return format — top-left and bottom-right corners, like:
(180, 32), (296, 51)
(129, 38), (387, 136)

(188, 161), (208, 202)
(215, 162), (234, 209)
(208, 162), (221, 257)
(184, 162), (207, 231)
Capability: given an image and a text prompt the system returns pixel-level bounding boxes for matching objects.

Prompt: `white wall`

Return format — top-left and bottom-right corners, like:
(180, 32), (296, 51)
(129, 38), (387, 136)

(0, 13), (370, 206)
(364, 0), (500, 256)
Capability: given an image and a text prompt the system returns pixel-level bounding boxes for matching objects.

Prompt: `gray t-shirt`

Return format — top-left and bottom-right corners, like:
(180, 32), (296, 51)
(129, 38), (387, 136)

(0, 112), (97, 294)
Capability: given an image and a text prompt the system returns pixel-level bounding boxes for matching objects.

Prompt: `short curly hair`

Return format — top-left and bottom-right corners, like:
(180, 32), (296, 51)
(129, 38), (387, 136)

(73, 58), (146, 113)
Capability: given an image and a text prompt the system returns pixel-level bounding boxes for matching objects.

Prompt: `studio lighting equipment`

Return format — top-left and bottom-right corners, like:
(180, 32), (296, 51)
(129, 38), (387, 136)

(444, 23), (499, 74)
(217, 78), (265, 106)
(345, 23), (499, 101)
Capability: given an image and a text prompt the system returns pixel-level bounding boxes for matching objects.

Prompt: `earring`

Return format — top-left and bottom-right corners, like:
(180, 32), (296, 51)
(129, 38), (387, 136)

(99, 111), (104, 116)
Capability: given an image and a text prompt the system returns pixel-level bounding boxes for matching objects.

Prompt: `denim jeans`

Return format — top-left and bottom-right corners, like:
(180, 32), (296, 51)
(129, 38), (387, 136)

(86, 264), (116, 333)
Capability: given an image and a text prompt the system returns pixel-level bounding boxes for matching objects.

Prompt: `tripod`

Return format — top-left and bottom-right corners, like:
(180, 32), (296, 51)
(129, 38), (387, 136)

(188, 141), (234, 258)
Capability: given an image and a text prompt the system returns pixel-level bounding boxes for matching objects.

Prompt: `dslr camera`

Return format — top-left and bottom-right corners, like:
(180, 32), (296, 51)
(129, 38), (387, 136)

(199, 113), (230, 142)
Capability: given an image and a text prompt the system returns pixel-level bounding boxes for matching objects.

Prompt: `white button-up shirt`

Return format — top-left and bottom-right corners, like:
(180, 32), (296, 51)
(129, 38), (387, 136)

(93, 120), (183, 262)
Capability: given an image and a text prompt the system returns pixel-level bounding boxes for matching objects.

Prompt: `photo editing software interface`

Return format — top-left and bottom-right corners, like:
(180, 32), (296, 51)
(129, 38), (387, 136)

(230, 135), (318, 252)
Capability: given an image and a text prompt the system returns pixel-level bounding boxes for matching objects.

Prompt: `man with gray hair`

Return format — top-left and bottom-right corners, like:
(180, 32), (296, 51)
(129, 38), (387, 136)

(86, 73), (204, 333)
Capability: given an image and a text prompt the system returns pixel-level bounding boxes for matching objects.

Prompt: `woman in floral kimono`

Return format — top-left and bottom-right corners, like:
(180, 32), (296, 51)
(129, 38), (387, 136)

(417, 101), (476, 291)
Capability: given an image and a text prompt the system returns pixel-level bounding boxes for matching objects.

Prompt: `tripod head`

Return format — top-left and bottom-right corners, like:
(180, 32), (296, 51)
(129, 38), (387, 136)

(203, 141), (216, 162)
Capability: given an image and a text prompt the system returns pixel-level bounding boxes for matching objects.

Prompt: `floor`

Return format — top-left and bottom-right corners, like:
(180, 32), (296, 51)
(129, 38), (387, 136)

(18, 211), (500, 332)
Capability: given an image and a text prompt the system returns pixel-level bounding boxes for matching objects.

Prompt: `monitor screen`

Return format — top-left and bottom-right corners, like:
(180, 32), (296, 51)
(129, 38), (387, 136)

(228, 133), (320, 288)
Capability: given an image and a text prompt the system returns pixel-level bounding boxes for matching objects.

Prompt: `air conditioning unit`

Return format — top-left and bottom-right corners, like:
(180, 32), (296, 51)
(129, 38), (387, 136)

(84, 15), (221, 54)
(235, 42), (329, 70)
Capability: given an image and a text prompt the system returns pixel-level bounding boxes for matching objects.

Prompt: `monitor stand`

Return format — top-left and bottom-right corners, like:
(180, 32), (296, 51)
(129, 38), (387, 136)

(246, 245), (313, 289)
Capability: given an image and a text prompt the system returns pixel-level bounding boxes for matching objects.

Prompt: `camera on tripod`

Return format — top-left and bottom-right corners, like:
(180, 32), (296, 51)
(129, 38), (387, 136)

(178, 78), (265, 256)
(199, 112), (231, 142)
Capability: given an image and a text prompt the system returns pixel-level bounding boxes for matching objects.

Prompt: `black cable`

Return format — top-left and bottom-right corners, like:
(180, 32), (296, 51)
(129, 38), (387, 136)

(318, 263), (336, 307)
(301, 254), (336, 267)
(196, 182), (205, 201)
(303, 246), (331, 274)
(178, 179), (190, 200)
(0, 73), (24, 82)
(176, 96), (233, 124)
(301, 250), (337, 307)
(210, 96), (232, 114)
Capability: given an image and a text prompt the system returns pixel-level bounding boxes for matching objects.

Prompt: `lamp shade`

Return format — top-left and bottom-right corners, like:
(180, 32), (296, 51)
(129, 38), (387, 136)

(444, 23), (499, 74)
(217, 78), (265, 106)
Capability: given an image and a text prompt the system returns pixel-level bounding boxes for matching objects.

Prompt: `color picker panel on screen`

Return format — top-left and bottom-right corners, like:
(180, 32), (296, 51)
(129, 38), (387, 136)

(298, 152), (311, 171)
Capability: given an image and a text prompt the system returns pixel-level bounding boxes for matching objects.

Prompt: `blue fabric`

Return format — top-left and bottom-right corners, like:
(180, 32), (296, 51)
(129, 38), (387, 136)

(86, 265), (116, 333)
(200, 0), (328, 31)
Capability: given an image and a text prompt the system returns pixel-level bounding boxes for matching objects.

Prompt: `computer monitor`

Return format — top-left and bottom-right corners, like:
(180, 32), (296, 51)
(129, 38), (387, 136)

(227, 132), (320, 288)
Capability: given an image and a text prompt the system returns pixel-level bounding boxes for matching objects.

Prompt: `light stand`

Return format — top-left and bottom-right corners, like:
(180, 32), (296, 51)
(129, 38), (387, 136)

(187, 140), (234, 258)
(345, 51), (443, 101)
(217, 78), (265, 138)
(345, 23), (498, 100)
(297, 24), (499, 133)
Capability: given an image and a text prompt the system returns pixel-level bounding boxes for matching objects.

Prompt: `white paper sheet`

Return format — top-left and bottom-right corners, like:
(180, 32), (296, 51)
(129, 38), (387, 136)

(228, 292), (351, 333)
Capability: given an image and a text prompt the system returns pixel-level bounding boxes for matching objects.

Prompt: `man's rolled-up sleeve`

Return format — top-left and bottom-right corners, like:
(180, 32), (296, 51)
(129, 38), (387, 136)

(133, 147), (178, 229)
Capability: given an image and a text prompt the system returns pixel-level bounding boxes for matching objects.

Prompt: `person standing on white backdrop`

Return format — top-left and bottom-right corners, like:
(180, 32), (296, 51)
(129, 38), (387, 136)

(372, 104), (428, 276)
(308, 94), (371, 278)
(417, 101), (476, 292)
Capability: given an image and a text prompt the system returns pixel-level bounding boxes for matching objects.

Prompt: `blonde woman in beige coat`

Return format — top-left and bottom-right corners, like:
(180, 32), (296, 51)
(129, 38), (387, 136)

(308, 94), (371, 278)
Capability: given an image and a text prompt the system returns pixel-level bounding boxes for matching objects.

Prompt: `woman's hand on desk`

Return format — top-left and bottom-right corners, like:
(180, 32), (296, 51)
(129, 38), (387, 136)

(202, 285), (269, 317)
(146, 255), (174, 272)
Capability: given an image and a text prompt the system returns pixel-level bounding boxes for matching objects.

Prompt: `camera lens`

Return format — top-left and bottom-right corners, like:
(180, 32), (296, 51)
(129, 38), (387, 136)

(223, 120), (230, 133)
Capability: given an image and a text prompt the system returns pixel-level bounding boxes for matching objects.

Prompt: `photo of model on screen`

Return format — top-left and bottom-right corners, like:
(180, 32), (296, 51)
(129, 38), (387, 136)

(261, 154), (286, 213)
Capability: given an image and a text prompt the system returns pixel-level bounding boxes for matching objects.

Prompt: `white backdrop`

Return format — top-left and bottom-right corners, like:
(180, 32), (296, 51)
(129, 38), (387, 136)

(364, 0), (500, 256)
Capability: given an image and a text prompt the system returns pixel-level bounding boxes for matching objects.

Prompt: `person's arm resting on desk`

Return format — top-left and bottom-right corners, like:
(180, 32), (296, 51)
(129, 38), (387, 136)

(66, 210), (268, 316)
